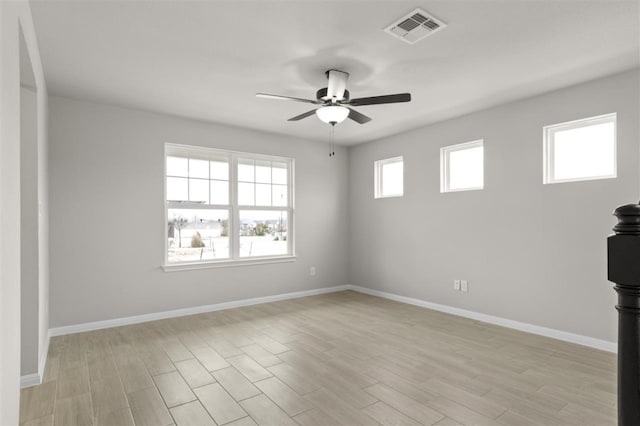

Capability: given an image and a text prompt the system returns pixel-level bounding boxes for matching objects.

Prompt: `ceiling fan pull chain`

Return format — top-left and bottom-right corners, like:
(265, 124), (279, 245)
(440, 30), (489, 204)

(328, 123), (332, 157)
(329, 123), (336, 157)
(331, 123), (334, 157)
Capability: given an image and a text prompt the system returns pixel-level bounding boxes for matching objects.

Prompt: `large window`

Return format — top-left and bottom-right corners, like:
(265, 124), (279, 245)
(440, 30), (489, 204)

(374, 156), (404, 198)
(440, 140), (484, 192)
(543, 113), (616, 184)
(165, 144), (293, 267)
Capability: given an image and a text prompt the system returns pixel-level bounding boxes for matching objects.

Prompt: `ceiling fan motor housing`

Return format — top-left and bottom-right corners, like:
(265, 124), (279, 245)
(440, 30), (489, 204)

(316, 88), (350, 102)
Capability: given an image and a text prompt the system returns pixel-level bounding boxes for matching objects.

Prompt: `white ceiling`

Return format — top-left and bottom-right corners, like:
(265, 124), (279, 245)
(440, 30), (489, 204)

(30, 1), (639, 145)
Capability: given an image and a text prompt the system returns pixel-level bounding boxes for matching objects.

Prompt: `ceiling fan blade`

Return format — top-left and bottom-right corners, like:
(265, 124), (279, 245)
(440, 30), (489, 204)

(256, 93), (321, 104)
(287, 109), (318, 121)
(347, 108), (372, 124)
(326, 70), (349, 101)
(348, 93), (411, 106)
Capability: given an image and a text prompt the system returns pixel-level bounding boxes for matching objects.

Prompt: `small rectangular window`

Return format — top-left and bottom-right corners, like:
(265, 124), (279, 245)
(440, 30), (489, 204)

(543, 113), (616, 184)
(440, 140), (484, 193)
(374, 157), (404, 198)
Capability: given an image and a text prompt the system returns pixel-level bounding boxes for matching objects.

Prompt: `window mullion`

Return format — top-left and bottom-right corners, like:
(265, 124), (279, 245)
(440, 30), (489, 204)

(164, 154), (169, 265)
(230, 154), (240, 260)
(207, 160), (211, 205)
(234, 205), (287, 211)
(187, 155), (191, 202)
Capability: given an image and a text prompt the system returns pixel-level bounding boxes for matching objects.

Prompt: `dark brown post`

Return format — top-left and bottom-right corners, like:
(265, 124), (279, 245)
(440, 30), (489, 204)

(608, 202), (640, 426)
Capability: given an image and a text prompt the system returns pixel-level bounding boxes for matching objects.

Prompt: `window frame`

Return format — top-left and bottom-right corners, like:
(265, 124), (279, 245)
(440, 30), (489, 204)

(374, 156), (404, 199)
(440, 139), (484, 193)
(163, 143), (295, 271)
(543, 113), (617, 185)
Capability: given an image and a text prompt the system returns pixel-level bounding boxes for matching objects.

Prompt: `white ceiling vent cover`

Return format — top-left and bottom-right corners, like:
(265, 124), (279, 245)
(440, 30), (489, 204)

(384, 8), (447, 44)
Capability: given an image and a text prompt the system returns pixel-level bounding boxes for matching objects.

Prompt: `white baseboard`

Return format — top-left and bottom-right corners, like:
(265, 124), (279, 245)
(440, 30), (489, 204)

(348, 285), (617, 353)
(45, 283), (616, 354)
(38, 330), (50, 378)
(20, 330), (51, 388)
(49, 285), (351, 337)
(20, 373), (41, 388)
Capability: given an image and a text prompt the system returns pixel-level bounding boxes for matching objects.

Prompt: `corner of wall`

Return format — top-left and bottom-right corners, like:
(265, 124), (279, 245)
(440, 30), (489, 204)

(20, 0), (50, 392)
(0, 0), (49, 422)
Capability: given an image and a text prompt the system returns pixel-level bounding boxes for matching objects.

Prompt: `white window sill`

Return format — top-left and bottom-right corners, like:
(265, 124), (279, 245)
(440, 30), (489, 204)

(374, 193), (404, 199)
(441, 186), (484, 193)
(544, 174), (617, 185)
(162, 255), (296, 272)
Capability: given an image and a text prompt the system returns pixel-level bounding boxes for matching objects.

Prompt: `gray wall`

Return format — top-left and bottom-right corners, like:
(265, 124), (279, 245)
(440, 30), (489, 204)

(49, 96), (350, 328)
(349, 69), (639, 343)
(20, 86), (38, 376)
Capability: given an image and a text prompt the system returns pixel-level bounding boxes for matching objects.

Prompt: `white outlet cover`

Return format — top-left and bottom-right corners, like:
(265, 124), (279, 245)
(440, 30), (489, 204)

(461, 280), (468, 292)
(454, 280), (461, 290)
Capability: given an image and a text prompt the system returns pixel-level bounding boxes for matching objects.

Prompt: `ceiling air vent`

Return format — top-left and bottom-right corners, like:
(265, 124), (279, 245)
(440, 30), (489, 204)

(384, 8), (447, 44)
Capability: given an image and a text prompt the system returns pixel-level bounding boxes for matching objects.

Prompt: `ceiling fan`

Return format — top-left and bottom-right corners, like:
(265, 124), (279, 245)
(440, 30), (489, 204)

(256, 69), (411, 125)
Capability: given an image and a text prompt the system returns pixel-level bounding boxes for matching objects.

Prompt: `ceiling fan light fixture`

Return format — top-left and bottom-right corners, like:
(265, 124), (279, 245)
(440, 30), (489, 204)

(315, 105), (349, 124)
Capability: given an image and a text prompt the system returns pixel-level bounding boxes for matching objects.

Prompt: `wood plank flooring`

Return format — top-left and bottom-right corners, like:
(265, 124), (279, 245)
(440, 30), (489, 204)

(20, 291), (616, 425)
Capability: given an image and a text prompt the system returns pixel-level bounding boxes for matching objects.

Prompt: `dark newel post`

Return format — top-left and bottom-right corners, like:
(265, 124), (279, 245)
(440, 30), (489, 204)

(608, 202), (640, 426)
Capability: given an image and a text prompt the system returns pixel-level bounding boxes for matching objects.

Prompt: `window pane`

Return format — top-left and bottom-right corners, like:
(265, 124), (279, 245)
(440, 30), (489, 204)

(272, 184), (287, 206)
(272, 162), (287, 184)
(255, 183), (271, 206)
(449, 146), (483, 190)
(189, 158), (209, 178)
(381, 161), (403, 196)
(239, 210), (288, 257)
(210, 180), (229, 205)
(168, 208), (229, 262)
(375, 158), (403, 198)
(167, 177), (188, 201)
(210, 160), (228, 180)
(553, 122), (615, 180)
(238, 182), (255, 205)
(255, 160), (272, 184)
(167, 156), (188, 177)
(189, 178), (209, 203)
(238, 159), (255, 182)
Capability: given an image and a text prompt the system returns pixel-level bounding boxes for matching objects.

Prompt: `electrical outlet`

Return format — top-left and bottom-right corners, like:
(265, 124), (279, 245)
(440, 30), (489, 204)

(310, 267), (316, 276)
(461, 280), (468, 292)
(454, 280), (461, 291)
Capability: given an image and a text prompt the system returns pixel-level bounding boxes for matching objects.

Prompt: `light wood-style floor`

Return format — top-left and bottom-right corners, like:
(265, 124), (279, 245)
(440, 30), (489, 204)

(20, 291), (616, 426)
